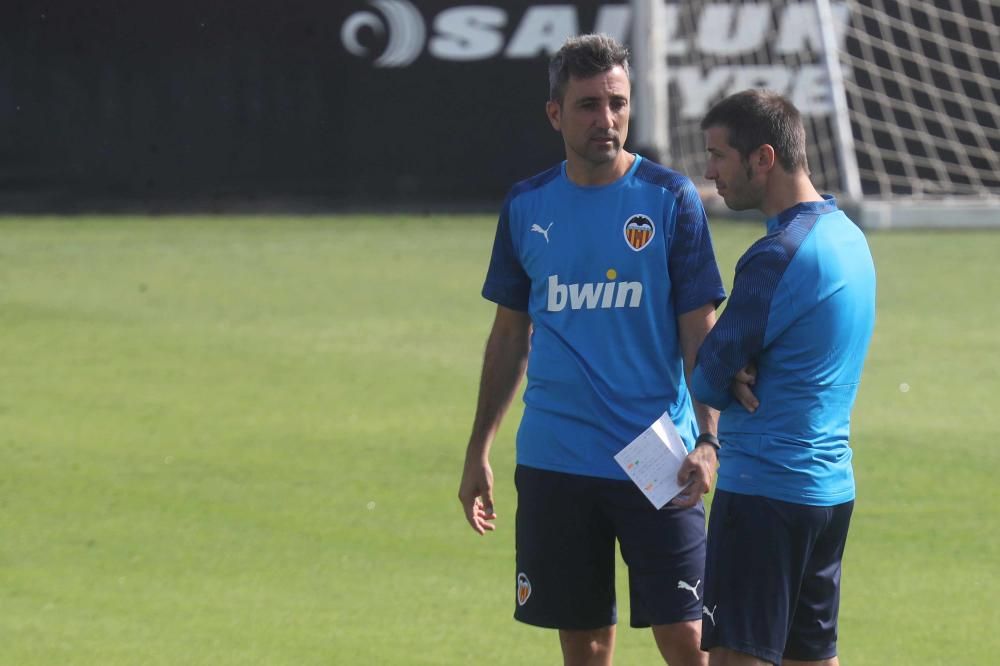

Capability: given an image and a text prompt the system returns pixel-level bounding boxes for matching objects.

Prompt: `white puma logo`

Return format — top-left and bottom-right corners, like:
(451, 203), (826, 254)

(703, 604), (717, 626)
(530, 222), (553, 243)
(677, 579), (701, 600)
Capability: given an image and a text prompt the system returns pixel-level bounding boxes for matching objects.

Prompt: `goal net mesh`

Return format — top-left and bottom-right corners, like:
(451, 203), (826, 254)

(660, 0), (1000, 207)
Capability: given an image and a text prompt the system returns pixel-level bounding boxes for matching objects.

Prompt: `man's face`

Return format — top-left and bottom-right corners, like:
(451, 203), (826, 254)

(547, 66), (630, 168)
(704, 125), (763, 211)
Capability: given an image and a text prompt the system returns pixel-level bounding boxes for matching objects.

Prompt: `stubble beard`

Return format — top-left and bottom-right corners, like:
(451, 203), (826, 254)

(722, 182), (764, 212)
(582, 137), (620, 166)
(723, 194), (755, 212)
(723, 161), (763, 211)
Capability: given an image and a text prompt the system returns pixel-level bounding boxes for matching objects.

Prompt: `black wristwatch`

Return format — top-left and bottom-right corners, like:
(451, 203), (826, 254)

(695, 433), (721, 451)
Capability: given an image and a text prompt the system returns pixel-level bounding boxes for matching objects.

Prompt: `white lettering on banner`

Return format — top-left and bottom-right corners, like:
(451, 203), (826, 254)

(791, 66), (834, 115)
(342, 0), (426, 67)
(675, 65), (832, 118)
(594, 6), (630, 43)
(341, 1), (851, 115)
(660, 2), (848, 57)
(505, 6), (578, 58)
(674, 67), (734, 119)
(430, 7), (507, 60)
(730, 66), (795, 99)
(696, 4), (771, 56)
(776, 3), (849, 55)
(547, 275), (642, 312)
(662, 6), (685, 56)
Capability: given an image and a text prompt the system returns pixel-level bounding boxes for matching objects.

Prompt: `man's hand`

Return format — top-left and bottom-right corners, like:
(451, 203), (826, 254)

(672, 444), (717, 508)
(457, 306), (529, 536)
(731, 363), (759, 413)
(458, 458), (497, 535)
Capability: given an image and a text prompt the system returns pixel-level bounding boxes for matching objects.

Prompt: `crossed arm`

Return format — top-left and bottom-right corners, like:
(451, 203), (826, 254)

(672, 303), (759, 506)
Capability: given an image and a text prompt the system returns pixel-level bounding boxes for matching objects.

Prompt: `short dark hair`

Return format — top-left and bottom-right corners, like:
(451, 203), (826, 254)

(548, 34), (630, 103)
(701, 90), (809, 173)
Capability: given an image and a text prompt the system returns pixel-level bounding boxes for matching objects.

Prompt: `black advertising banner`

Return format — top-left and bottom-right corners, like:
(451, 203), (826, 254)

(6, 1), (932, 211)
(0, 1), (623, 211)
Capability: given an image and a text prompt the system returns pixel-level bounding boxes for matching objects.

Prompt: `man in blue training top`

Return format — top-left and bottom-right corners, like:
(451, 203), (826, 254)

(691, 90), (877, 666)
(458, 34), (726, 666)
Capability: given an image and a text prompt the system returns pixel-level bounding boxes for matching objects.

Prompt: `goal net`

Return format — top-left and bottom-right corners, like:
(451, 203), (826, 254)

(638, 0), (1000, 228)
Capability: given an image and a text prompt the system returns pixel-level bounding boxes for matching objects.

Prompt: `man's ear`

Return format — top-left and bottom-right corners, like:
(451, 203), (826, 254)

(755, 144), (777, 172)
(545, 100), (561, 132)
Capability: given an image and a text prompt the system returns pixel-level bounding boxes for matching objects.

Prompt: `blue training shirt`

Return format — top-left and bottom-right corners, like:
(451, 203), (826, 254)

(483, 155), (726, 480)
(690, 197), (876, 505)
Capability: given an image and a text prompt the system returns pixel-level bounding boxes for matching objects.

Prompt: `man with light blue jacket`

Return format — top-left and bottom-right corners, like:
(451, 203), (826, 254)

(691, 90), (876, 666)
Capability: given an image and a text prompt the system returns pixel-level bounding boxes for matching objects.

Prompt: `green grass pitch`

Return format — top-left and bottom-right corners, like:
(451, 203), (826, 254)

(0, 215), (997, 664)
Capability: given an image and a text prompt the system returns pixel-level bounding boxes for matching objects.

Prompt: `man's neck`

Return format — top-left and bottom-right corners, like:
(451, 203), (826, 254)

(565, 151), (635, 187)
(760, 171), (823, 218)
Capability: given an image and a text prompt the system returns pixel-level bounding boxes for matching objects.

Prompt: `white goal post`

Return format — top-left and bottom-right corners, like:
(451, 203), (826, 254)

(629, 0), (1000, 229)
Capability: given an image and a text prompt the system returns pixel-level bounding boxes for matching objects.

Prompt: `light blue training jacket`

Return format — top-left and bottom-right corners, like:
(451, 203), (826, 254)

(691, 196), (876, 506)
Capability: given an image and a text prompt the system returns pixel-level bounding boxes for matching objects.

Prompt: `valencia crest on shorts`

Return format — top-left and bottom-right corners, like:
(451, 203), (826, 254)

(623, 214), (655, 251)
(516, 572), (532, 606)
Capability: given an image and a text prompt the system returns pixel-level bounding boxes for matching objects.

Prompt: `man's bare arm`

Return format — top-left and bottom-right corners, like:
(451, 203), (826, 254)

(674, 303), (720, 508)
(458, 305), (531, 534)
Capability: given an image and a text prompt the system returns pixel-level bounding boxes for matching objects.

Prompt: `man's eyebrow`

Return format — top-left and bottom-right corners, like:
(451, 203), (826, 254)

(574, 94), (628, 105)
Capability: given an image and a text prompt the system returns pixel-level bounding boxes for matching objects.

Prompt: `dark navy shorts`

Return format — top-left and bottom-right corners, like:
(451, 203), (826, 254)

(701, 489), (854, 664)
(513, 464), (706, 630)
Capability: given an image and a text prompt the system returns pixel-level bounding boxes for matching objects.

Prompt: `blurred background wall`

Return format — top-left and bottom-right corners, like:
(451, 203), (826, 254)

(3, 1), (997, 217)
(1, 1), (587, 212)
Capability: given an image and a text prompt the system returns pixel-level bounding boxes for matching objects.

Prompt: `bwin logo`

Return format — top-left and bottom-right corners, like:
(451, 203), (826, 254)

(547, 273), (642, 312)
(341, 0), (426, 67)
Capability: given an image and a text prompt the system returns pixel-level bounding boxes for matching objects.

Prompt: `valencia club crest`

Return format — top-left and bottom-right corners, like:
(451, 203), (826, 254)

(517, 572), (532, 606)
(623, 214), (655, 251)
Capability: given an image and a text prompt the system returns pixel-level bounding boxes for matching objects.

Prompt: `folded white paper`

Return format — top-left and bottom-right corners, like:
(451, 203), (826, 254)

(614, 411), (691, 509)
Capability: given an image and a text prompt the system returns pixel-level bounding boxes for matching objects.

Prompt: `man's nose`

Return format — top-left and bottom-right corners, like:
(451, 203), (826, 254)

(596, 104), (614, 128)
